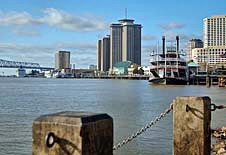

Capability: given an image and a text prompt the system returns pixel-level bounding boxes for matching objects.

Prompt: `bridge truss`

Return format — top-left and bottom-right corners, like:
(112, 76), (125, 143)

(0, 59), (53, 70)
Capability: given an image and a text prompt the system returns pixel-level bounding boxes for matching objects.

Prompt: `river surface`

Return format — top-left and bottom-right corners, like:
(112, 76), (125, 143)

(0, 78), (225, 155)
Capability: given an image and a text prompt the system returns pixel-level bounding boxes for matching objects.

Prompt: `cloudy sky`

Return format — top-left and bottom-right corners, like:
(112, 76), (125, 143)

(0, 0), (226, 74)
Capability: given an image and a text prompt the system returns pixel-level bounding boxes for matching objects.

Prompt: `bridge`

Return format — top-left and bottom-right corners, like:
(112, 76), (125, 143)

(0, 59), (54, 70)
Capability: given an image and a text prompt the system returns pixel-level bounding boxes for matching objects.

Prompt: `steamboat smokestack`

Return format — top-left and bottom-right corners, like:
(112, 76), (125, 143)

(162, 36), (165, 55)
(176, 36), (179, 52)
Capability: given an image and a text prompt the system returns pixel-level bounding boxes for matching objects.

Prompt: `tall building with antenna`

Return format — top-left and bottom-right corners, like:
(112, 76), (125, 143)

(109, 10), (142, 69)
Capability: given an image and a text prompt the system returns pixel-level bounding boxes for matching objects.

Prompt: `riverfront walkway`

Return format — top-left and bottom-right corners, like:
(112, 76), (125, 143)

(32, 96), (226, 155)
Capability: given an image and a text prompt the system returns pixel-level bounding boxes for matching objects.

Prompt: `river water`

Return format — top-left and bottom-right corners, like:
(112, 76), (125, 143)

(0, 78), (225, 155)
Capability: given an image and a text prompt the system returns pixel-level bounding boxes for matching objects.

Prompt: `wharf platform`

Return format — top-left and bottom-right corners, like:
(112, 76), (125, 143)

(189, 74), (226, 87)
(77, 75), (149, 80)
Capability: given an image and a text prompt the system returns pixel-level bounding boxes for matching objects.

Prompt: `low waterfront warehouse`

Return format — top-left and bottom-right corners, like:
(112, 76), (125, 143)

(112, 61), (135, 75)
(16, 68), (26, 77)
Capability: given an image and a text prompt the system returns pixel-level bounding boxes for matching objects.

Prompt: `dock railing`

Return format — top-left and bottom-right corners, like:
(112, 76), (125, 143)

(32, 96), (226, 155)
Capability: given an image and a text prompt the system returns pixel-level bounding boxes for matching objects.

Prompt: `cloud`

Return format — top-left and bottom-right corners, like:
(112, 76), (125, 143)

(142, 34), (156, 41)
(159, 22), (185, 30)
(141, 31), (202, 63)
(141, 45), (157, 66)
(161, 31), (203, 56)
(142, 45), (157, 55)
(12, 28), (40, 37)
(0, 11), (42, 26)
(162, 31), (180, 41)
(0, 42), (97, 68)
(0, 8), (108, 34)
(55, 42), (96, 50)
(162, 31), (200, 42)
(40, 8), (107, 32)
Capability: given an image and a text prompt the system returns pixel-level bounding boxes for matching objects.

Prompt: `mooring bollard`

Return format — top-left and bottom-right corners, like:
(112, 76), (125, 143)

(32, 111), (113, 155)
(173, 96), (211, 155)
(218, 76), (225, 87)
(206, 76), (211, 88)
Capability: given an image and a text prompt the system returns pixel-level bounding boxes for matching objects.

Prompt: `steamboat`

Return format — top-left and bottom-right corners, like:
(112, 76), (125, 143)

(149, 36), (187, 85)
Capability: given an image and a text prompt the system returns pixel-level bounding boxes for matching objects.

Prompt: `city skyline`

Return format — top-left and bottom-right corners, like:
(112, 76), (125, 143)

(0, 0), (226, 74)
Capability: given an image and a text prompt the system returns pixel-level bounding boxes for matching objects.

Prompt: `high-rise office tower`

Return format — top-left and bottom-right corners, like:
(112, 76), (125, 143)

(203, 15), (226, 48)
(110, 19), (142, 68)
(97, 35), (110, 72)
(110, 24), (122, 69)
(101, 35), (110, 72)
(55, 51), (70, 70)
(191, 15), (226, 67)
(188, 39), (203, 60)
(97, 40), (102, 71)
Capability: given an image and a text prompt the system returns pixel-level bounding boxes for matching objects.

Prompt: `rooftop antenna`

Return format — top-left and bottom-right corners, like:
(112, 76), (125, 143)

(125, 8), (127, 19)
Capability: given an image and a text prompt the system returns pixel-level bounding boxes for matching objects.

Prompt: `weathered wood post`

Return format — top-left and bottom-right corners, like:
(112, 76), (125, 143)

(218, 76), (225, 87)
(197, 77), (199, 85)
(173, 96), (211, 155)
(32, 111), (113, 155)
(206, 76), (211, 88)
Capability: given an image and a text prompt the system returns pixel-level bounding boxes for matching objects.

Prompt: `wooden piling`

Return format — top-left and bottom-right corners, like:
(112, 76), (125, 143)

(173, 96), (211, 155)
(206, 76), (211, 88)
(32, 111), (113, 155)
(218, 76), (225, 87)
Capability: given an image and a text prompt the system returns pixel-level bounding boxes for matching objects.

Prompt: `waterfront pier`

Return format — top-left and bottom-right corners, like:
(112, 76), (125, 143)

(81, 75), (149, 80)
(189, 74), (226, 87)
(32, 96), (225, 155)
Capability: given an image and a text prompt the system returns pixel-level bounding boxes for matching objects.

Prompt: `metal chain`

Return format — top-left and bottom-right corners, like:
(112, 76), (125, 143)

(210, 104), (226, 111)
(113, 103), (173, 151)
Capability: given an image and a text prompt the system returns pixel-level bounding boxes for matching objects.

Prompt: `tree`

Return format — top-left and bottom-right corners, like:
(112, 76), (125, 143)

(133, 68), (138, 74)
(138, 68), (144, 75)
